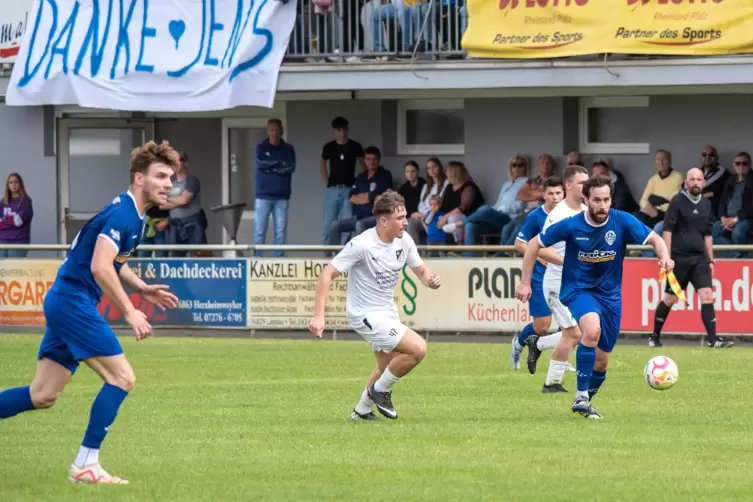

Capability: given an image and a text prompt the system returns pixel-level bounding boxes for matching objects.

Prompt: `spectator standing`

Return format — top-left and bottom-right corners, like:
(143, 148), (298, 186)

(162, 152), (207, 257)
(327, 146), (392, 246)
(0, 173), (33, 258)
(712, 152), (753, 259)
(408, 158), (448, 245)
(320, 117), (365, 245)
(254, 119), (296, 257)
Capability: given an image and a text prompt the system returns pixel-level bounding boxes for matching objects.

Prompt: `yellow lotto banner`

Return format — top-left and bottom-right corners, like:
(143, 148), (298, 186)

(0, 260), (61, 326)
(463, 0), (753, 58)
(247, 259), (543, 332)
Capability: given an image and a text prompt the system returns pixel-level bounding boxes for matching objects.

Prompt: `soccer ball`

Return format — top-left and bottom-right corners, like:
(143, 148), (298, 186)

(644, 356), (679, 390)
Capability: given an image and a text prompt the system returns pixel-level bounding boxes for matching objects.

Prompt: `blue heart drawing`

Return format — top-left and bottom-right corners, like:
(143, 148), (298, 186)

(169, 20), (186, 49)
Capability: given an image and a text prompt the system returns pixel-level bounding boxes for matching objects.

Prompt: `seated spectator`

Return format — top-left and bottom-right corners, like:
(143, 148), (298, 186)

(435, 161), (484, 243)
(635, 149), (683, 228)
(0, 173), (33, 258)
(712, 152), (753, 258)
(327, 146), (392, 246)
(502, 153), (555, 248)
(398, 160), (425, 219)
(455, 155), (529, 257)
(591, 160), (639, 213)
(424, 195), (447, 257)
(162, 152), (208, 257)
(408, 157), (448, 245)
(699, 145), (730, 218)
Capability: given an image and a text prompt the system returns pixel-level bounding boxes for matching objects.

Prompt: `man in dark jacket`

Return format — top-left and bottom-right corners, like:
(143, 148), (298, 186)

(712, 152), (753, 258)
(699, 145), (730, 218)
(254, 118), (296, 257)
(327, 146), (393, 246)
(591, 160), (639, 213)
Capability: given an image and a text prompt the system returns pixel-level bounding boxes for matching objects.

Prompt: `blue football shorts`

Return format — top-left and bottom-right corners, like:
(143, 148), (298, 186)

(38, 284), (124, 374)
(566, 292), (622, 353)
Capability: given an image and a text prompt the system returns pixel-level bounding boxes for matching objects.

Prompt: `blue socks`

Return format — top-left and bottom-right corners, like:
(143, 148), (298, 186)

(588, 370), (607, 399)
(0, 386), (35, 419)
(517, 323), (537, 347)
(82, 383), (129, 449)
(576, 343), (596, 392)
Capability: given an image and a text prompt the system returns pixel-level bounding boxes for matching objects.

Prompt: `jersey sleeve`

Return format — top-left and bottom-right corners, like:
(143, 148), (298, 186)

(538, 217), (570, 248)
(618, 210), (653, 245)
(516, 211), (539, 244)
(98, 208), (134, 255)
(663, 197), (680, 233)
(331, 238), (364, 274)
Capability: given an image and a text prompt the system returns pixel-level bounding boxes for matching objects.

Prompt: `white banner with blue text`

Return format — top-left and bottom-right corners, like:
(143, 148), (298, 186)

(6, 0), (296, 111)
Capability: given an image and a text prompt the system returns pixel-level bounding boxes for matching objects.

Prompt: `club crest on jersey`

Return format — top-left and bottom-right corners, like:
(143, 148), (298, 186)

(396, 249), (404, 261)
(605, 230), (616, 246)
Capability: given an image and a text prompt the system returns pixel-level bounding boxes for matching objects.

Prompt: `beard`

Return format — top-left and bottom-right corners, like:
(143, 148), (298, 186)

(588, 206), (608, 223)
(689, 186), (702, 196)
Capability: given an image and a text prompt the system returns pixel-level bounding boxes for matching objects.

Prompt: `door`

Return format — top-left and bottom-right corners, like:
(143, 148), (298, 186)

(221, 118), (282, 245)
(58, 119), (155, 244)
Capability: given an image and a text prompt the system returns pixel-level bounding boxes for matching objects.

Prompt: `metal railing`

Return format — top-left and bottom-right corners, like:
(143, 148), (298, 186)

(1, 243), (752, 255)
(284, 0), (468, 61)
(281, 0), (753, 63)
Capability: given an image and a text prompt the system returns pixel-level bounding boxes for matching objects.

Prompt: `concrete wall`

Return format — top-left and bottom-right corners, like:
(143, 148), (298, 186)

(4, 94), (753, 249)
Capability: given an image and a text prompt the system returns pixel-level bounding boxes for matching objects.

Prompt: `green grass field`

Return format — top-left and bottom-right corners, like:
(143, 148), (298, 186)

(1, 334), (751, 501)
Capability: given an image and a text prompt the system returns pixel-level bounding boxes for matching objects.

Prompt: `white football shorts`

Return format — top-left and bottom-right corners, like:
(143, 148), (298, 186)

(347, 311), (408, 353)
(542, 274), (578, 329)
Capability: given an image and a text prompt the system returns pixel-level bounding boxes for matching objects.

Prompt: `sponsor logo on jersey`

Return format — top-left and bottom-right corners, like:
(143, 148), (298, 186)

(578, 250), (617, 263)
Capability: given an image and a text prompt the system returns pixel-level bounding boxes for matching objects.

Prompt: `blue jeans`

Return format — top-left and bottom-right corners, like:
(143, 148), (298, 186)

(327, 216), (376, 246)
(322, 186), (353, 245)
(254, 198), (289, 257)
(373, 4), (412, 51)
(0, 248), (29, 258)
(463, 205), (511, 257)
(138, 230), (168, 258)
(712, 219), (751, 258)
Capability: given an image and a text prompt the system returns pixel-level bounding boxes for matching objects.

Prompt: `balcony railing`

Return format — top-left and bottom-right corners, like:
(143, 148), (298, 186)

(283, 0), (468, 62)
(281, 0), (753, 64)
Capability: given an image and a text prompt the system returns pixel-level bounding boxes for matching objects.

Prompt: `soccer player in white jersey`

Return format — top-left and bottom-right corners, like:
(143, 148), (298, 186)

(527, 165), (589, 393)
(308, 190), (441, 420)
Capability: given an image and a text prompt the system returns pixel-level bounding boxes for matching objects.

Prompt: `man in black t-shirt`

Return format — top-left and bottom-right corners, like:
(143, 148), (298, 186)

(650, 168), (733, 349)
(320, 116), (365, 245)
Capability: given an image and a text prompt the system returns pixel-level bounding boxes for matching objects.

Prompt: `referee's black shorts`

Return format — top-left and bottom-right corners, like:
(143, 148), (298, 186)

(665, 257), (712, 294)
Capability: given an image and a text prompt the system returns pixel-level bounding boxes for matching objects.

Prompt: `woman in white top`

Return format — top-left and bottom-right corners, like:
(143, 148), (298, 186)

(407, 157), (449, 245)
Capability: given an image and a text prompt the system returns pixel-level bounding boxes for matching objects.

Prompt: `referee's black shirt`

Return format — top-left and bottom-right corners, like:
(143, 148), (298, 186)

(663, 191), (713, 260)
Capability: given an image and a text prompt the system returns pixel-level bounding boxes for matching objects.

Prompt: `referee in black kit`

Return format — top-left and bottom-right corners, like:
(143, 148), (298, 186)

(649, 168), (734, 348)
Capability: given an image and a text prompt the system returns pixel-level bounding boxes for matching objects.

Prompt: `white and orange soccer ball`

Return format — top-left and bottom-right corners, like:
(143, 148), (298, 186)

(644, 356), (679, 391)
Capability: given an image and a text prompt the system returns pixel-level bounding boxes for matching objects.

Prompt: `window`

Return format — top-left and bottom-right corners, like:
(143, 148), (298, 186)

(397, 99), (465, 155)
(578, 97), (650, 155)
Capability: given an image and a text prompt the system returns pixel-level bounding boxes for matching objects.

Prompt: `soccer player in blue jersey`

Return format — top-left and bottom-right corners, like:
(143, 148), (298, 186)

(0, 141), (180, 484)
(511, 177), (574, 373)
(516, 175), (673, 419)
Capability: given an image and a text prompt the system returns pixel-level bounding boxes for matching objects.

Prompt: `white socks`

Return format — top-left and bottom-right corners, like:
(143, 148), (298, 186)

(374, 369), (400, 393)
(74, 446), (99, 468)
(354, 388), (373, 415)
(537, 331), (562, 351)
(576, 390), (589, 400)
(513, 338), (524, 351)
(545, 360), (568, 386)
